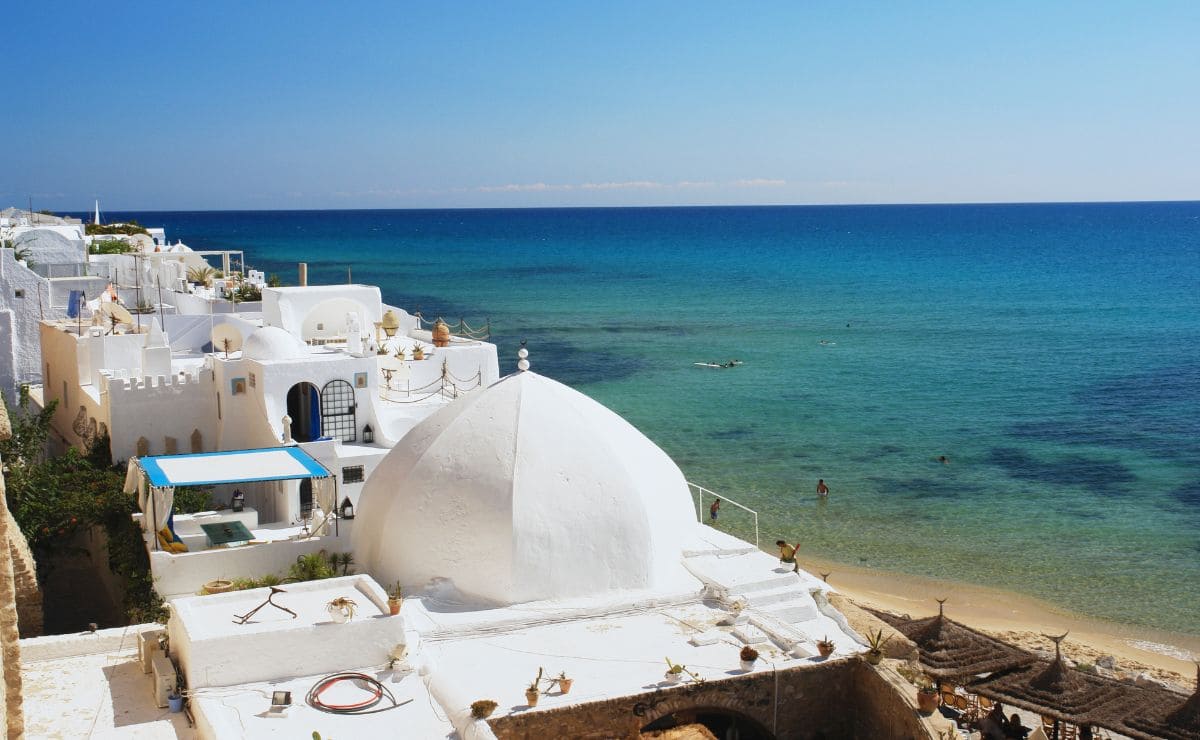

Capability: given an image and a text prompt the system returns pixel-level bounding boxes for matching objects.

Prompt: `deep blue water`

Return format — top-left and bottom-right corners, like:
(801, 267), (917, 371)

(93, 203), (1200, 634)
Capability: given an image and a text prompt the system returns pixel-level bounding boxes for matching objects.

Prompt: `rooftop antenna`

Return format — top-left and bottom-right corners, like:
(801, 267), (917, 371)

(347, 266), (352, 284)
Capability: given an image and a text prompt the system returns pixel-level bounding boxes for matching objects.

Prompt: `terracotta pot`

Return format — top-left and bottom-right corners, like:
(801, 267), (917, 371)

(524, 689), (539, 707)
(917, 690), (939, 714)
(388, 598), (402, 616)
(558, 678), (573, 694)
(203, 579), (233, 595)
(865, 650), (883, 665)
(817, 643), (834, 658)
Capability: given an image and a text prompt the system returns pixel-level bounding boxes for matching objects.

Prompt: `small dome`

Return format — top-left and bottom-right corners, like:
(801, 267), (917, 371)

(242, 326), (308, 361)
(354, 371), (697, 605)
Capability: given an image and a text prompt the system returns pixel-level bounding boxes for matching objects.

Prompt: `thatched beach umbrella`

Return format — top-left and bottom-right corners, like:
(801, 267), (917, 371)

(871, 600), (1038, 681)
(966, 634), (1131, 736)
(1096, 664), (1200, 740)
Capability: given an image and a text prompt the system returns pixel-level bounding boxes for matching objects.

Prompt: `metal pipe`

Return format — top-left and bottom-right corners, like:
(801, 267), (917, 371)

(298, 262), (308, 286)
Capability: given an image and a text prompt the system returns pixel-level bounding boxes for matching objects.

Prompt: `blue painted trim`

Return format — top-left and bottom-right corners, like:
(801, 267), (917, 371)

(139, 446), (331, 488)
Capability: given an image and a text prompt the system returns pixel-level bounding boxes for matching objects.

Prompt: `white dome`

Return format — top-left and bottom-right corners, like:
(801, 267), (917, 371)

(354, 371), (697, 605)
(242, 326), (308, 361)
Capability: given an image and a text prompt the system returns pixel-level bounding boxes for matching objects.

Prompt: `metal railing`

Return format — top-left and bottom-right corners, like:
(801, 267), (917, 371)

(688, 482), (759, 548)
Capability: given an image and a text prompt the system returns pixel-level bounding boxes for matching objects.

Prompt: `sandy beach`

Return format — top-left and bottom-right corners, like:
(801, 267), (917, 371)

(798, 554), (1200, 690)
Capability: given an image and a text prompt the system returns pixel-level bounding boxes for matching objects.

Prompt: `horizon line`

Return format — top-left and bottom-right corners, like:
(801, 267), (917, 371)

(24, 197), (1200, 215)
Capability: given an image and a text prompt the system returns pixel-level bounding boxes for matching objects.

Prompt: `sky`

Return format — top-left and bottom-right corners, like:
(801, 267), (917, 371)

(2, 1), (1198, 210)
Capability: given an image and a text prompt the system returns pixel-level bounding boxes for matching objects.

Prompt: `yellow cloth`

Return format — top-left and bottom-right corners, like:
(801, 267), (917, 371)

(779, 544), (796, 561)
(157, 527), (188, 553)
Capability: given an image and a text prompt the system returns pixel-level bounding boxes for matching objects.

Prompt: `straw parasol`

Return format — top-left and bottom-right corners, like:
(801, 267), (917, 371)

(966, 633), (1131, 730)
(870, 599), (1037, 681)
(1096, 664), (1200, 740)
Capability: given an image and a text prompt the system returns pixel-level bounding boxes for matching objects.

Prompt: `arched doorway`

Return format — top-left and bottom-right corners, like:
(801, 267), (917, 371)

(286, 382), (322, 442)
(320, 380), (357, 442)
(642, 707), (774, 740)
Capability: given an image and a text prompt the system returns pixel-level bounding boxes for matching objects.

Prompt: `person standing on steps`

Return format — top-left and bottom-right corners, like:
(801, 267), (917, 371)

(709, 497), (721, 523)
(816, 479), (829, 498)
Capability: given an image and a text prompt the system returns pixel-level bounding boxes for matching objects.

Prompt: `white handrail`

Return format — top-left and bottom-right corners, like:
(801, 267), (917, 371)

(688, 482), (759, 549)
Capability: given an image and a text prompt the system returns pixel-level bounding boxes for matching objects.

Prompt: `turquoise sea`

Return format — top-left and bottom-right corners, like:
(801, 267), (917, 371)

(102, 203), (1200, 635)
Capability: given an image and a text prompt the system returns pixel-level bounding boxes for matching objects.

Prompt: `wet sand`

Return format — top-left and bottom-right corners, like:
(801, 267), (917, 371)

(798, 554), (1200, 689)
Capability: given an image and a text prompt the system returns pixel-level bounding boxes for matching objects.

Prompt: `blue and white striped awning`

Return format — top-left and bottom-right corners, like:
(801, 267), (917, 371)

(138, 446), (331, 488)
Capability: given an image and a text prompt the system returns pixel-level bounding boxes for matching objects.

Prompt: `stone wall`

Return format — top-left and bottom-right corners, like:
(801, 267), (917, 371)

(487, 659), (933, 740)
(0, 401), (26, 738)
(4, 512), (40, 637)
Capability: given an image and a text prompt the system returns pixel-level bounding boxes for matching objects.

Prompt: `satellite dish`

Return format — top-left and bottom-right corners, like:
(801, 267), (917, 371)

(212, 324), (244, 358)
(130, 233), (155, 252)
(99, 302), (133, 333)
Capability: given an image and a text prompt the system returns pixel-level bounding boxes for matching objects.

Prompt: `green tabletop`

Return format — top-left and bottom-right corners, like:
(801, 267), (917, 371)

(200, 520), (254, 546)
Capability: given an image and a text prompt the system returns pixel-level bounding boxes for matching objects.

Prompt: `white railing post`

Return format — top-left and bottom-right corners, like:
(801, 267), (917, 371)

(688, 482), (759, 549)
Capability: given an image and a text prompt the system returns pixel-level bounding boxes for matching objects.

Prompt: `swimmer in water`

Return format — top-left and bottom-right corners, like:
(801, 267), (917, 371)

(937, 456), (949, 465)
(816, 479), (829, 497)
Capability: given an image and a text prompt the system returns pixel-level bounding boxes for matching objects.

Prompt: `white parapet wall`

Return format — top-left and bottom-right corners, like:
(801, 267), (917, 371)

(168, 575), (404, 689)
(149, 528), (354, 600)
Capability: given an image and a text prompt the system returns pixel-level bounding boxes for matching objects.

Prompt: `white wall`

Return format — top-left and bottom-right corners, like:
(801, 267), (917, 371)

(263, 285), (383, 341)
(150, 530), (353, 599)
(103, 368), (217, 461)
(2, 251), (70, 399)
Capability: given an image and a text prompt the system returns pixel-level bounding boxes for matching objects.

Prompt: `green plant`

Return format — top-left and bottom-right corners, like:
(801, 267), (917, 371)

(388, 582), (403, 600)
(172, 486), (214, 514)
(328, 551), (355, 576)
(267, 273), (283, 288)
(290, 551), (334, 581)
(90, 238), (134, 255)
(527, 667), (544, 693)
(86, 221), (149, 236)
(327, 596), (357, 619)
(234, 283), (261, 302)
(186, 265), (216, 286)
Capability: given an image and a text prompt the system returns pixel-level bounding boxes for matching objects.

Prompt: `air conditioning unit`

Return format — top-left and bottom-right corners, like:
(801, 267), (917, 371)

(151, 653), (177, 707)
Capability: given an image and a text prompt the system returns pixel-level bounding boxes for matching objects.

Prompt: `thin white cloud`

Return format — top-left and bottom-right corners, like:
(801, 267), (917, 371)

(731, 178), (787, 188)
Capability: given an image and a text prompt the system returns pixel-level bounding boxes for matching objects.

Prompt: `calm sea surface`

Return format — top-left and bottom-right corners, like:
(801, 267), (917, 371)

(101, 204), (1200, 635)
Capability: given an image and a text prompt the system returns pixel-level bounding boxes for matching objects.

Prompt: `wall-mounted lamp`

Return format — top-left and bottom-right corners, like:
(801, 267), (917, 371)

(362, 424), (374, 444)
(231, 489), (245, 512)
(340, 497), (355, 520)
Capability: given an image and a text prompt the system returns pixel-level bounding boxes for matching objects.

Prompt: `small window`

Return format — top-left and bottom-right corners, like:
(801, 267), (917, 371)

(14, 289), (24, 298)
(249, 372), (256, 388)
(342, 465), (365, 484)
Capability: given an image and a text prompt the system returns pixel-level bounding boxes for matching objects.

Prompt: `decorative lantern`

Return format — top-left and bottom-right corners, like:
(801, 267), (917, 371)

(231, 489), (245, 512)
(362, 424), (374, 444)
(340, 497), (355, 520)
(381, 310), (400, 338)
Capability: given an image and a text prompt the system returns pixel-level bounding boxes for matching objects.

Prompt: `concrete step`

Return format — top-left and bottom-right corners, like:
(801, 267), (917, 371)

(728, 574), (798, 594)
(739, 585), (803, 608)
(763, 602), (821, 624)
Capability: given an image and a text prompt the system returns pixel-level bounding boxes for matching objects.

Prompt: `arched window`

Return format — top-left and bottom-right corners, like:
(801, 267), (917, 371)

(320, 380), (357, 442)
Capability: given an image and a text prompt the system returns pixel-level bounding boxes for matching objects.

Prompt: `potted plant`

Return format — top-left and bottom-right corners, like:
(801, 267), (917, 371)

(413, 345), (426, 361)
(387, 583), (403, 616)
(470, 699), (498, 719)
(326, 596), (357, 623)
(864, 628), (890, 665)
(664, 657), (685, 684)
(555, 671), (573, 694)
(817, 636), (835, 658)
(916, 675), (940, 714)
(739, 645), (759, 671)
(525, 668), (543, 707)
(203, 579), (233, 595)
